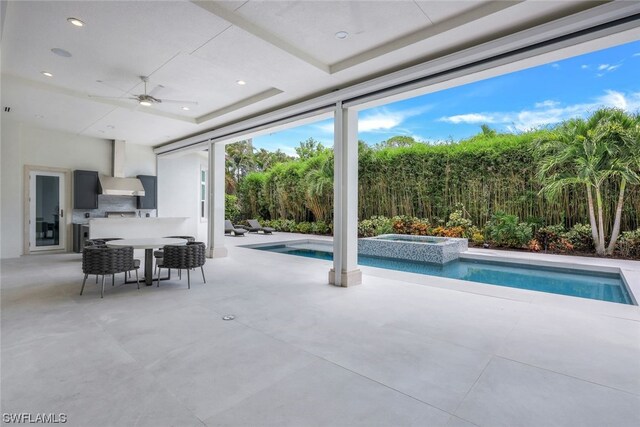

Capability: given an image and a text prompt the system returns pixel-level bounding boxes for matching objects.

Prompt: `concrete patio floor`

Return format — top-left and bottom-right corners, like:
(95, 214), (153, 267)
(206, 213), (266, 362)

(2, 232), (639, 426)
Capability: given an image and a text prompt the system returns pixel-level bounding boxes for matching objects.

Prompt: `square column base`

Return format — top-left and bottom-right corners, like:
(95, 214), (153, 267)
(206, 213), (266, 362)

(328, 268), (362, 287)
(207, 247), (228, 258)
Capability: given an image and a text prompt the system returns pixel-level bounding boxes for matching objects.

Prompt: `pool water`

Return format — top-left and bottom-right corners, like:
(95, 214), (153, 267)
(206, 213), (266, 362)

(253, 243), (633, 305)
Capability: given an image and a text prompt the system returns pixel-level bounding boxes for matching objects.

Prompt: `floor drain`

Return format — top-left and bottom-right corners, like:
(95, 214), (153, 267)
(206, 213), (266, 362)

(222, 315), (235, 321)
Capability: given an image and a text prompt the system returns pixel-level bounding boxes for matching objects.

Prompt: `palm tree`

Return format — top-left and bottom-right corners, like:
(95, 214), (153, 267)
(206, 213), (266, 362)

(534, 108), (639, 256)
(303, 154), (333, 222)
(600, 111), (640, 254)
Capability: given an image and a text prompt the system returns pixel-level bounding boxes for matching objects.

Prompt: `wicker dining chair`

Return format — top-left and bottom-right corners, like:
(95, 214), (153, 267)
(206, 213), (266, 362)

(153, 235), (196, 275)
(84, 238), (139, 282)
(80, 246), (139, 298)
(156, 241), (206, 289)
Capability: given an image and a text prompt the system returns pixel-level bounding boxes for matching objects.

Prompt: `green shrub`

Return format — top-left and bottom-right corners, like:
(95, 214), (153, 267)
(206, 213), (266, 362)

(484, 212), (532, 248)
(563, 223), (594, 252)
(225, 194), (241, 222)
(296, 222), (313, 234)
(446, 207), (473, 230)
(534, 225), (566, 252)
(311, 221), (331, 235)
(358, 216), (393, 237)
(617, 229), (640, 259)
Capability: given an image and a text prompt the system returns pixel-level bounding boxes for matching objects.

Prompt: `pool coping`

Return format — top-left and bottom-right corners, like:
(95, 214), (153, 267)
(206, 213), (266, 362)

(239, 238), (640, 311)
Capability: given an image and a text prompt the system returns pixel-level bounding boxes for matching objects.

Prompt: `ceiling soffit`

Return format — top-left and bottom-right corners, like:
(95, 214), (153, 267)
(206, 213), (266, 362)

(192, 0), (526, 75)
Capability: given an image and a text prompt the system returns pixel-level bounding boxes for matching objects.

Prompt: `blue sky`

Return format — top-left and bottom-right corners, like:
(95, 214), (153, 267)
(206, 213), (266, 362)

(253, 40), (640, 155)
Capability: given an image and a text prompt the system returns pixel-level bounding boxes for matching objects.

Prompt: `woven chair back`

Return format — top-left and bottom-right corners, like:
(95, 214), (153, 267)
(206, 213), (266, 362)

(162, 243), (205, 269)
(82, 246), (135, 275)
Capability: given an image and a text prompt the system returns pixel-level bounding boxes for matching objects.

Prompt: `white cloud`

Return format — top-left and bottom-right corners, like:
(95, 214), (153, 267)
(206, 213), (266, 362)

(315, 123), (334, 133)
(596, 90), (638, 110)
(440, 113), (498, 124)
(633, 53), (640, 57)
(438, 90), (640, 132)
(359, 105), (434, 133)
(534, 100), (559, 108)
(359, 111), (404, 132)
(551, 63), (560, 69)
(581, 64), (589, 69)
(596, 63), (622, 76)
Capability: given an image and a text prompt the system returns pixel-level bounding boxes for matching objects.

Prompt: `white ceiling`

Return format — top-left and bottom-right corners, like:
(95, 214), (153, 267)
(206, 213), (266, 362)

(0, 0), (628, 147)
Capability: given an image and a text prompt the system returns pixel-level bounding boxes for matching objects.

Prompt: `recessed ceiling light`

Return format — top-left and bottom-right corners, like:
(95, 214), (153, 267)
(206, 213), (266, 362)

(51, 48), (72, 57)
(139, 100), (152, 107)
(181, 106), (190, 111)
(41, 71), (53, 77)
(236, 80), (246, 85)
(67, 17), (85, 27)
(335, 31), (349, 40)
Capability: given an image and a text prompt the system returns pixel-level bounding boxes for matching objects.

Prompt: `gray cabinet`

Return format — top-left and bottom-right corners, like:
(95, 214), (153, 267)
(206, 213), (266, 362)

(137, 175), (157, 209)
(73, 170), (99, 209)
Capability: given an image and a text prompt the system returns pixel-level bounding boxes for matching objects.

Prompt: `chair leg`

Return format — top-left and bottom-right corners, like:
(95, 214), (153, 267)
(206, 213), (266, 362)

(179, 269), (182, 280)
(101, 275), (105, 298)
(112, 274), (115, 287)
(187, 268), (190, 289)
(200, 266), (206, 283)
(95, 275), (99, 284)
(80, 274), (88, 295)
(157, 267), (161, 287)
(135, 269), (140, 290)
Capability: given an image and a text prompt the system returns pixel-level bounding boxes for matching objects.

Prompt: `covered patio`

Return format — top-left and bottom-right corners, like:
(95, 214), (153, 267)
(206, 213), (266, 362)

(2, 233), (639, 426)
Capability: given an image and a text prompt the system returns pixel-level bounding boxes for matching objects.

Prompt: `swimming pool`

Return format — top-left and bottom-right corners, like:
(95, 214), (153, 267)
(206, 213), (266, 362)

(249, 241), (633, 305)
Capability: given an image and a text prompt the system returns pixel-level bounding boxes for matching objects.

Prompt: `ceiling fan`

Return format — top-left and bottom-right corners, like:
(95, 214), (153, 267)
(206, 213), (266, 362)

(89, 76), (198, 107)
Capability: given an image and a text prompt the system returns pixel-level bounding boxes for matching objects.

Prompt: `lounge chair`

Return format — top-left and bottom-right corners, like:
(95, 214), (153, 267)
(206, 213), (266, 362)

(225, 220), (247, 236)
(246, 219), (275, 234)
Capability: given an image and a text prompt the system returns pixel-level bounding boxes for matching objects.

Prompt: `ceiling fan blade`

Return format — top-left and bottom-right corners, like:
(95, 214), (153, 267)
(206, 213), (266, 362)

(158, 99), (199, 105)
(88, 94), (137, 101)
(148, 84), (165, 97)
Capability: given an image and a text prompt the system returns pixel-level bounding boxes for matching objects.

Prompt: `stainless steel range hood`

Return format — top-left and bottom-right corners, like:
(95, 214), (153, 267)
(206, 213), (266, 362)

(98, 140), (146, 196)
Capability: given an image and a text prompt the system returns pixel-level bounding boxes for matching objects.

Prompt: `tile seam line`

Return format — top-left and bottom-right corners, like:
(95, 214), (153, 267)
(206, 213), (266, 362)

(493, 354), (640, 397)
(453, 313), (528, 415)
(225, 316), (459, 418)
(83, 301), (222, 427)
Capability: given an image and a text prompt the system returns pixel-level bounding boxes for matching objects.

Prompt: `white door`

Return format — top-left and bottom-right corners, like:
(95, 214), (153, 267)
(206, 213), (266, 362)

(29, 171), (66, 251)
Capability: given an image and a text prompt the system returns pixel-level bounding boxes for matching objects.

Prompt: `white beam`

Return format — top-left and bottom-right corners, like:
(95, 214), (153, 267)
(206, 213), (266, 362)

(207, 142), (227, 258)
(155, 1), (640, 155)
(330, 102), (361, 287)
(191, 1), (330, 73)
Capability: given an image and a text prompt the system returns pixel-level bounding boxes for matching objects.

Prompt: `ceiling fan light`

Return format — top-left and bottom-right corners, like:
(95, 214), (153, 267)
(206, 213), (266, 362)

(67, 17), (85, 27)
(139, 100), (152, 106)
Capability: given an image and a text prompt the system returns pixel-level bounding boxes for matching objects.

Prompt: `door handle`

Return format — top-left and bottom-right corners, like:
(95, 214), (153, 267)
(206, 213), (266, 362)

(60, 209), (64, 218)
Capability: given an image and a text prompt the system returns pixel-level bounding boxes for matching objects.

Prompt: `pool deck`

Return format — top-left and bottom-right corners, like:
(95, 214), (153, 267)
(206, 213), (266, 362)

(2, 232), (639, 426)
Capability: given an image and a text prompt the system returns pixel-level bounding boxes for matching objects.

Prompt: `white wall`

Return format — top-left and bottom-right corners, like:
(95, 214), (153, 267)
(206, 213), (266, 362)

(124, 142), (156, 177)
(0, 119), (156, 258)
(157, 151), (208, 244)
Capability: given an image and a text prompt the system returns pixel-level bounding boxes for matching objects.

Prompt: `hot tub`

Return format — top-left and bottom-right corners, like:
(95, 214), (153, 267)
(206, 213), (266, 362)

(358, 234), (468, 264)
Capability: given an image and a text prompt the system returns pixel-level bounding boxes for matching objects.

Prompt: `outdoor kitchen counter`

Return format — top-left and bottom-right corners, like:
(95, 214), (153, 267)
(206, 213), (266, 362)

(88, 217), (192, 240)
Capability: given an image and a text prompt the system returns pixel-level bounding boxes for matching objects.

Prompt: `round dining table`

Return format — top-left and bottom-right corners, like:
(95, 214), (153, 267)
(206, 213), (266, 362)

(106, 237), (187, 286)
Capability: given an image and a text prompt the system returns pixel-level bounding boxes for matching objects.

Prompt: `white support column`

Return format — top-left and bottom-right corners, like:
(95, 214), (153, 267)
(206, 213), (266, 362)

(329, 102), (362, 287)
(207, 141), (227, 258)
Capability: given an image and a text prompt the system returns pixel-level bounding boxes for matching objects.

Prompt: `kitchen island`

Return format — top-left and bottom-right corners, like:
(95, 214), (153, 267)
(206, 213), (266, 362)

(89, 217), (193, 240)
